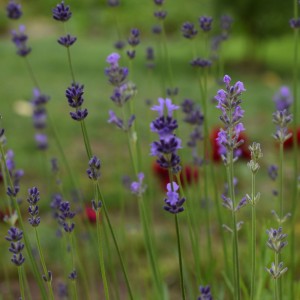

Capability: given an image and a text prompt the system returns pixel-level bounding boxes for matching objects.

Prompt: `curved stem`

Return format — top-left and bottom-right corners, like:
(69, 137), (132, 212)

(250, 172), (256, 300)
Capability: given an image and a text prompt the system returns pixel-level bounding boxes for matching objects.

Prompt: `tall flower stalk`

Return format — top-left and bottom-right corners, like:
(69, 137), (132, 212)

(215, 75), (247, 300)
(246, 143), (263, 300)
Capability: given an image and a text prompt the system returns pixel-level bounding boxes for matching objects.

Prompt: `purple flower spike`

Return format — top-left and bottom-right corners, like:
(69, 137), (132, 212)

(199, 16), (213, 32)
(198, 285), (213, 300)
(11, 25), (31, 57)
(35, 133), (48, 150)
(181, 22), (198, 39)
(6, 227), (25, 267)
(290, 18), (300, 29)
(6, 0), (22, 19)
(70, 109), (88, 121)
(106, 53), (120, 66)
(58, 34), (77, 47)
(52, 1), (72, 22)
(86, 156), (101, 181)
(163, 182), (185, 214)
(130, 172), (146, 196)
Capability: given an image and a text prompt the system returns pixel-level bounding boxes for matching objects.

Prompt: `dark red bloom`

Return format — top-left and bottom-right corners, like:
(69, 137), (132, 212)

(210, 126), (251, 162)
(152, 161), (199, 190)
(282, 127), (300, 149)
(85, 206), (97, 224)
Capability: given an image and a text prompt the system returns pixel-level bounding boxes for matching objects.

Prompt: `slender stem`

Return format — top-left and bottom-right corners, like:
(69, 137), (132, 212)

(35, 228), (55, 300)
(250, 172), (256, 300)
(175, 214), (186, 300)
(24, 57), (40, 89)
(69, 232), (78, 300)
(96, 184), (134, 300)
(274, 253), (279, 300)
(18, 266), (26, 300)
(226, 152), (240, 300)
(94, 183), (110, 300)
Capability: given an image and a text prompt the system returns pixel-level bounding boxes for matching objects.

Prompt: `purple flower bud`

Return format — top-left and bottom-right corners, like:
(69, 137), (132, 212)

(181, 22), (198, 39)
(11, 25), (31, 57)
(106, 53), (120, 66)
(199, 16), (213, 32)
(58, 34), (77, 47)
(130, 172), (146, 196)
(70, 109), (88, 121)
(6, 0), (22, 19)
(86, 155), (101, 180)
(52, 1), (72, 22)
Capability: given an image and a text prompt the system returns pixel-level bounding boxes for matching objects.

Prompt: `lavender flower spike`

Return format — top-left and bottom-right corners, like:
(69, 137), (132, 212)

(6, 227), (25, 267)
(6, 0), (22, 19)
(52, 1), (72, 22)
(11, 25), (31, 57)
(198, 285), (213, 300)
(130, 172), (146, 196)
(163, 182), (185, 214)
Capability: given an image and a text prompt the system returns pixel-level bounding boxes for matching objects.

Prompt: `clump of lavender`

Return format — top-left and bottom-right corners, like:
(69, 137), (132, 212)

(5, 227), (25, 267)
(181, 98), (204, 165)
(6, 0), (22, 19)
(150, 97), (182, 174)
(197, 285), (213, 300)
(163, 182), (185, 214)
(11, 25), (31, 57)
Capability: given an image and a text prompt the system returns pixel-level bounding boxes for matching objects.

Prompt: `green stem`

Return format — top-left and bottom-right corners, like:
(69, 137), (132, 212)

(18, 266), (26, 300)
(35, 228), (55, 300)
(274, 253), (279, 300)
(226, 152), (240, 300)
(24, 57), (40, 89)
(175, 214), (186, 300)
(96, 184), (134, 300)
(250, 172), (256, 300)
(94, 183), (110, 300)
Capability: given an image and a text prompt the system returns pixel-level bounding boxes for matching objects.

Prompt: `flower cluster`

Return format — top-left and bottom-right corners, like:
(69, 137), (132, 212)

(127, 28), (140, 59)
(11, 25), (31, 57)
(130, 172), (147, 196)
(273, 86), (293, 112)
(27, 187), (41, 227)
(265, 227), (288, 279)
(210, 127), (250, 163)
(181, 22), (198, 39)
(52, 1), (72, 22)
(150, 98), (182, 173)
(86, 155), (101, 181)
(59, 201), (76, 233)
(65, 83), (88, 121)
(199, 16), (213, 32)
(5, 227), (25, 267)
(181, 99), (204, 165)
(163, 182), (185, 214)
(215, 75), (246, 165)
(6, 0), (22, 19)
(272, 110), (293, 144)
(197, 285), (213, 300)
